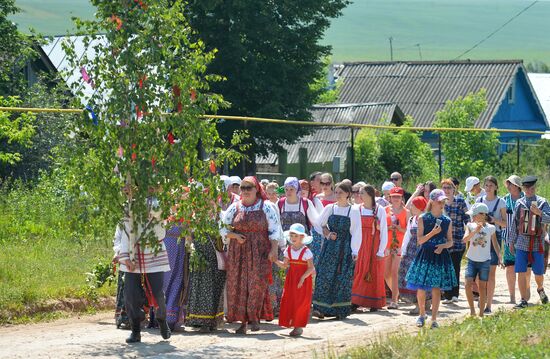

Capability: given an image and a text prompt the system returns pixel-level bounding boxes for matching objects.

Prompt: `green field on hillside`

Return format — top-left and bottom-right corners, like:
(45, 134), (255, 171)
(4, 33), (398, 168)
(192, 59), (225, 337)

(10, 0), (550, 63)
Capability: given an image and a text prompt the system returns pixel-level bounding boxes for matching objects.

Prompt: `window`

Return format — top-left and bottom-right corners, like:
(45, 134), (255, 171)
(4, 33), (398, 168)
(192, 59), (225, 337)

(508, 78), (516, 104)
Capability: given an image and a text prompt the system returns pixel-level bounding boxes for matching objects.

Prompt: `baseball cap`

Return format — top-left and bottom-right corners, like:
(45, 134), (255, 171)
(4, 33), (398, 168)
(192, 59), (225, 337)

(389, 187), (405, 197)
(464, 176), (480, 192)
(466, 202), (489, 217)
(411, 196), (428, 211)
(429, 189), (448, 202)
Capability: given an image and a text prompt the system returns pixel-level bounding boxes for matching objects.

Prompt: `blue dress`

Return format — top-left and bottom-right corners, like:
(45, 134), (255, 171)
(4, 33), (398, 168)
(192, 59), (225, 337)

(405, 213), (457, 291)
(312, 206), (355, 318)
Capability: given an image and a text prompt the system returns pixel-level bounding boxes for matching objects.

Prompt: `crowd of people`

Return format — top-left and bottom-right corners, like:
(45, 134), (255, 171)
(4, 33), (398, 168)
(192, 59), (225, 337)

(112, 171), (550, 343)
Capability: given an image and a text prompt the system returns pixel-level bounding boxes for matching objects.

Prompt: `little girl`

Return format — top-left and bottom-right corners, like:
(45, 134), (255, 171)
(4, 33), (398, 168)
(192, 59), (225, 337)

(274, 223), (315, 337)
(463, 203), (502, 317)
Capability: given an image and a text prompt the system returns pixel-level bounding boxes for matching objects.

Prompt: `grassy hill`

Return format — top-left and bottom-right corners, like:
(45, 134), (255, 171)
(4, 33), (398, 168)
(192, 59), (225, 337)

(10, 0), (550, 63)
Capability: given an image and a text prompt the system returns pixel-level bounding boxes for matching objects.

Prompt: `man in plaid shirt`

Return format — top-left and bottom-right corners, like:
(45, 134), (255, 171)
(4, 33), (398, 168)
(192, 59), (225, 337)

(442, 179), (469, 302)
(508, 176), (550, 309)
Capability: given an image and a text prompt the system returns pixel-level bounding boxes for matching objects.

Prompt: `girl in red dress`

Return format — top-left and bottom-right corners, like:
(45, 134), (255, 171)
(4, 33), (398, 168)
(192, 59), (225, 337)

(274, 223), (315, 337)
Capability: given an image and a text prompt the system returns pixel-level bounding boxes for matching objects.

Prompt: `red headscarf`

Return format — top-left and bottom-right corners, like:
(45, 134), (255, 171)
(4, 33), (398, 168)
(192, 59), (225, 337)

(242, 176), (267, 201)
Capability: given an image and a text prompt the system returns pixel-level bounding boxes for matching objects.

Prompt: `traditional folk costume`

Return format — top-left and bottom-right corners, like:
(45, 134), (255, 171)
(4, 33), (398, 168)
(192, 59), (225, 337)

(310, 197), (335, 267)
(185, 234), (226, 330)
(313, 204), (361, 318)
(405, 213), (457, 292)
(351, 204), (388, 309)
(275, 182), (319, 315)
(118, 198), (171, 342)
(398, 216), (421, 303)
(162, 225), (189, 330)
(279, 246), (314, 329)
(220, 177), (283, 324)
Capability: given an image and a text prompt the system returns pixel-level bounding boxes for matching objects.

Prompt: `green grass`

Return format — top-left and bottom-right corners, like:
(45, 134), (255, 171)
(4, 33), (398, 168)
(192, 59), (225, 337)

(342, 305), (550, 358)
(0, 179), (115, 324)
(10, 0), (550, 64)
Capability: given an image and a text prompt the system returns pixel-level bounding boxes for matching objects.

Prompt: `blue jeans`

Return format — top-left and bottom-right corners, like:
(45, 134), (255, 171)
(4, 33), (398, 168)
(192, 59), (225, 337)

(465, 259), (490, 282)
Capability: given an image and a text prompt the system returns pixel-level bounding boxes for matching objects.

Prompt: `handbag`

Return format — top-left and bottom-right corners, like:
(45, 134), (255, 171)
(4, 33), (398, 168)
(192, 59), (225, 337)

(209, 235), (227, 271)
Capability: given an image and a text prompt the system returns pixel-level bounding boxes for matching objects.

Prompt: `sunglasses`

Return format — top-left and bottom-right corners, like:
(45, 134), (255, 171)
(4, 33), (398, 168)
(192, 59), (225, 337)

(441, 186), (454, 190)
(320, 181), (332, 186)
(352, 190), (359, 194)
(240, 186), (255, 191)
(390, 178), (400, 181)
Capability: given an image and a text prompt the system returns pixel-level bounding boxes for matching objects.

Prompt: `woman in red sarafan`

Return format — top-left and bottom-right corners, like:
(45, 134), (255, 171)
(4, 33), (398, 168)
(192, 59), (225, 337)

(351, 184), (388, 311)
(220, 176), (283, 334)
(275, 223), (315, 337)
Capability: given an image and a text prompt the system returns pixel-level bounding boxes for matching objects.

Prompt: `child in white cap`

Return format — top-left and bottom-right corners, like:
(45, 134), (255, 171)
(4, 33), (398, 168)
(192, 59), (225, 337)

(463, 203), (502, 317)
(273, 223), (315, 337)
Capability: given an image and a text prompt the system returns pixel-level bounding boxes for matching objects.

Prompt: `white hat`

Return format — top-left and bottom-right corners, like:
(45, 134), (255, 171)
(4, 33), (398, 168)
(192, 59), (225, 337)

(283, 223), (313, 245)
(464, 176), (480, 193)
(229, 176), (242, 185)
(381, 181), (395, 192)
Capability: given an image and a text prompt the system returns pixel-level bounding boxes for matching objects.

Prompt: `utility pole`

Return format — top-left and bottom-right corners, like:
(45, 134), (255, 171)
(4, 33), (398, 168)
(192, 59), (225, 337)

(389, 36), (394, 61)
(415, 43), (422, 60)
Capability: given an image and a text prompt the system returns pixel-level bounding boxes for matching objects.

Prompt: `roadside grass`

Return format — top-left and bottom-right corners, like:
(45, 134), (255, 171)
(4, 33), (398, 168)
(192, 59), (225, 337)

(340, 305), (550, 358)
(0, 179), (115, 324)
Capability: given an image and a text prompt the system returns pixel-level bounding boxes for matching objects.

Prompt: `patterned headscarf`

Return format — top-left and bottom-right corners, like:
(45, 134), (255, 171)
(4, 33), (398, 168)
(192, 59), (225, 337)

(284, 177), (301, 194)
(242, 176), (267, 201)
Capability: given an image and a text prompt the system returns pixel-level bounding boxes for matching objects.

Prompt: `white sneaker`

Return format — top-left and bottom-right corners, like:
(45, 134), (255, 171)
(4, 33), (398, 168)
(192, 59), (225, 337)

(442, 298), (453, 304)
(451, 296), (459, 303)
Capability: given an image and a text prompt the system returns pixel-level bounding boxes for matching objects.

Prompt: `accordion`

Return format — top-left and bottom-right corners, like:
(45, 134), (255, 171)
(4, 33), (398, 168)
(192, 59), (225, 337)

(518, 207), (542, 237)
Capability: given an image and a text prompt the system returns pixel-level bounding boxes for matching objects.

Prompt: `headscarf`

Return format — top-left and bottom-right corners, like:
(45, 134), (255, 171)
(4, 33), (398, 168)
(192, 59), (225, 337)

(284, 177), (300, 194)
(242, 176), (267, 201)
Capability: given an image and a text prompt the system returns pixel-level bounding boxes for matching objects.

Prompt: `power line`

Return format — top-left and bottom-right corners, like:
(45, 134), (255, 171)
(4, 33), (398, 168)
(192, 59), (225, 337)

(453, 1), (539, 60)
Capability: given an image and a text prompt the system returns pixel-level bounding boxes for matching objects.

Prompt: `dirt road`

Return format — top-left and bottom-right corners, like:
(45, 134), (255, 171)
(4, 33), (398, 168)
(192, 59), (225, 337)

(1, 269), (548, 358)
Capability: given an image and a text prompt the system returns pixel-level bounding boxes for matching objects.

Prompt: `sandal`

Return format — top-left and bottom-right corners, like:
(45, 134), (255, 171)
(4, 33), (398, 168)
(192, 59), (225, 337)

(387, 302), (398, 309)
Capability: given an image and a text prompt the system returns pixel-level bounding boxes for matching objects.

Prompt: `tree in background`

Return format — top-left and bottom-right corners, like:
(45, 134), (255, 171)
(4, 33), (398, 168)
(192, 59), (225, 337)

(434, 90), (499, 180)
(62, 0), (245, 249)
(0, 0), (40, 96)
(186, 0), (350, 174)
(354, 118), (437, 187)
(354, 128), (385, 185)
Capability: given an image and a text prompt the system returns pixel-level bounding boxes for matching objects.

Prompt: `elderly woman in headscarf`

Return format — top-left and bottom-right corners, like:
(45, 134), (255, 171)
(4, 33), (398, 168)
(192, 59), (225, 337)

(220, 176), (283, 334)
(267, 177), (320, 315)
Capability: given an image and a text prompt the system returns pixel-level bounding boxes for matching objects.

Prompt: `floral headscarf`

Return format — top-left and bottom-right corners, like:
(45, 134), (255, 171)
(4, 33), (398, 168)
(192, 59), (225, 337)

(284, 177), (301, 194)
(242, 176), (267, 201)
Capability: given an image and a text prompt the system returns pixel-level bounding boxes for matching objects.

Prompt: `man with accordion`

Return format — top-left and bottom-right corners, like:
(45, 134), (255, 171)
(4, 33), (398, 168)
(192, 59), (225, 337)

(508, 176), (550, 309)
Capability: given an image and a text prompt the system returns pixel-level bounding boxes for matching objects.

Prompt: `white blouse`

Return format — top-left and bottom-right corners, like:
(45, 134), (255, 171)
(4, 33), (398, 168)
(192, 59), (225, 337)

(318, 203), (362, 256)
(278, 198), (320, 231)
(220, 199), (284, 246)
(359, 205), (388, 257)
(283, 246), (314, 261)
